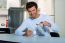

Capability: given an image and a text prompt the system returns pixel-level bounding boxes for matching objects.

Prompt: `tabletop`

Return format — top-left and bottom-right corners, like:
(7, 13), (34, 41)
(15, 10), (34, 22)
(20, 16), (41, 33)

(0, 34), (65, 43)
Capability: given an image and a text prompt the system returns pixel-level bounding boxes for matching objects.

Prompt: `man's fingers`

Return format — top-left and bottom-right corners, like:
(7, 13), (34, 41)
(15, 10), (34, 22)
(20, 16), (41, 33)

(43, 21), (50, 26)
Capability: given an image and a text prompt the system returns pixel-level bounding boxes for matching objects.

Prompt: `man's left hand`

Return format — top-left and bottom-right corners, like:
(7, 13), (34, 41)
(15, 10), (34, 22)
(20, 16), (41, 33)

(40, 21), (51, 27)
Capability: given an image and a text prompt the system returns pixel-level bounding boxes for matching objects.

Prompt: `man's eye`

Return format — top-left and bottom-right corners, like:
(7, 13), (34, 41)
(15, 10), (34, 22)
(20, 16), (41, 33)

(28, 11), (31, 12)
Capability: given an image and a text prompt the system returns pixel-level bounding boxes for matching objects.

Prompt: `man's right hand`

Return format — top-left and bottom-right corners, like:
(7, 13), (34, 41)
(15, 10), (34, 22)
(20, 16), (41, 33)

(23, 30), (33, 37)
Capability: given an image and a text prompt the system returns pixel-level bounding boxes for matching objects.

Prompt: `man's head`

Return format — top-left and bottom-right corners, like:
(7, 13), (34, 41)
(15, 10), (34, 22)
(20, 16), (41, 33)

(26, 2), (39, 19)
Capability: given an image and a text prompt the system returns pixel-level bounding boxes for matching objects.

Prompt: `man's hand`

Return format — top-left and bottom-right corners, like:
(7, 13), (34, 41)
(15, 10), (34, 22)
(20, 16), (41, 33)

(40, 21), (51, 27)
(24, 30), (33, 37)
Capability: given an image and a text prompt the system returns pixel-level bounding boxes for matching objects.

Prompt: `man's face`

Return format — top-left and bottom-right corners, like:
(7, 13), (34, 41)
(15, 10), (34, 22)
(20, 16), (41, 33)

(27, 6), (38, 18)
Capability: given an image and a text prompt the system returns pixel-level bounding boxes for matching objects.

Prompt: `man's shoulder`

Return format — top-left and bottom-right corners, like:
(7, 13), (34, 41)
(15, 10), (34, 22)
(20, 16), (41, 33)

(23, 18), (31, 22)
(40, 13), (49, 18)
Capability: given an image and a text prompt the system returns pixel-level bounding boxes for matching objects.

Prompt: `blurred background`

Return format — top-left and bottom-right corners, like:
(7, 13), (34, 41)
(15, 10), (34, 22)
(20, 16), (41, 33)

(0, 0), (65, 37)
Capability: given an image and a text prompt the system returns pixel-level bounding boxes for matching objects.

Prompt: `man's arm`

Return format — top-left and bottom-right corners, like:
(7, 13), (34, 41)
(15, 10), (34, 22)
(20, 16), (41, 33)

(43, 15), (59, 32)
(15, 21), (27, 36)
(15, 20), (33, 37)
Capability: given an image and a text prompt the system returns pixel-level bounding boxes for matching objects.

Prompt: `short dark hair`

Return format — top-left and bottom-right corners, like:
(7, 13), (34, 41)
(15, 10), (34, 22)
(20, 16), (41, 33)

(26, 2), (38, 10)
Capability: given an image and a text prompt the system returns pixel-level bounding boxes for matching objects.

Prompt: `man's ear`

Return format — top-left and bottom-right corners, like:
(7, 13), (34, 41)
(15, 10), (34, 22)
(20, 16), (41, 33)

(37, 8), (40, 11)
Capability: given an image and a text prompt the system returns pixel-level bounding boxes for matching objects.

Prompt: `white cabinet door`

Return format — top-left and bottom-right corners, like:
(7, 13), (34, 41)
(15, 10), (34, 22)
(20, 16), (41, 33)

(0, 17), (6, 28)
(0, 9), (8, 15)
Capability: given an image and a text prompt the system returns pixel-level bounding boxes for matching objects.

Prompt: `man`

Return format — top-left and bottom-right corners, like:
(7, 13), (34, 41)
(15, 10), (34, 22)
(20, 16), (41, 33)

(15, 2), (59, 37)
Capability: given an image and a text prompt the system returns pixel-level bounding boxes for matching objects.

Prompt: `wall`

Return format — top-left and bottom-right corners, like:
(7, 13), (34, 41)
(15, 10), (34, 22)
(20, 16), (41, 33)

(55, 0), (65, 37)
(7, 0), (21, 9)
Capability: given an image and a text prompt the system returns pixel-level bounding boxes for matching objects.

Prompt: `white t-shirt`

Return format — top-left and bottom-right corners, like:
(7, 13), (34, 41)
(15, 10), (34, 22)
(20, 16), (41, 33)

(15, 14), (58, 36)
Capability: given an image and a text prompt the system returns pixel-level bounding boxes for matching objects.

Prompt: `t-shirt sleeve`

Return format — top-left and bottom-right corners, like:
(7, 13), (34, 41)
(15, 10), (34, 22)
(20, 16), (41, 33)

(15, 20), (27, 36)
(42, 15), (59, 32)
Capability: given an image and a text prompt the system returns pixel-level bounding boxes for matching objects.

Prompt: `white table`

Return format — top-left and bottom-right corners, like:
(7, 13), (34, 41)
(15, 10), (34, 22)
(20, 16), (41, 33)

(0, 34), (65, 43)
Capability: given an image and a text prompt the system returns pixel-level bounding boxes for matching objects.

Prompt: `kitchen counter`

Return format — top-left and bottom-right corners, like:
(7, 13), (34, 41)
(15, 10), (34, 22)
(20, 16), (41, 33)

(0, 34), (65, 43)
